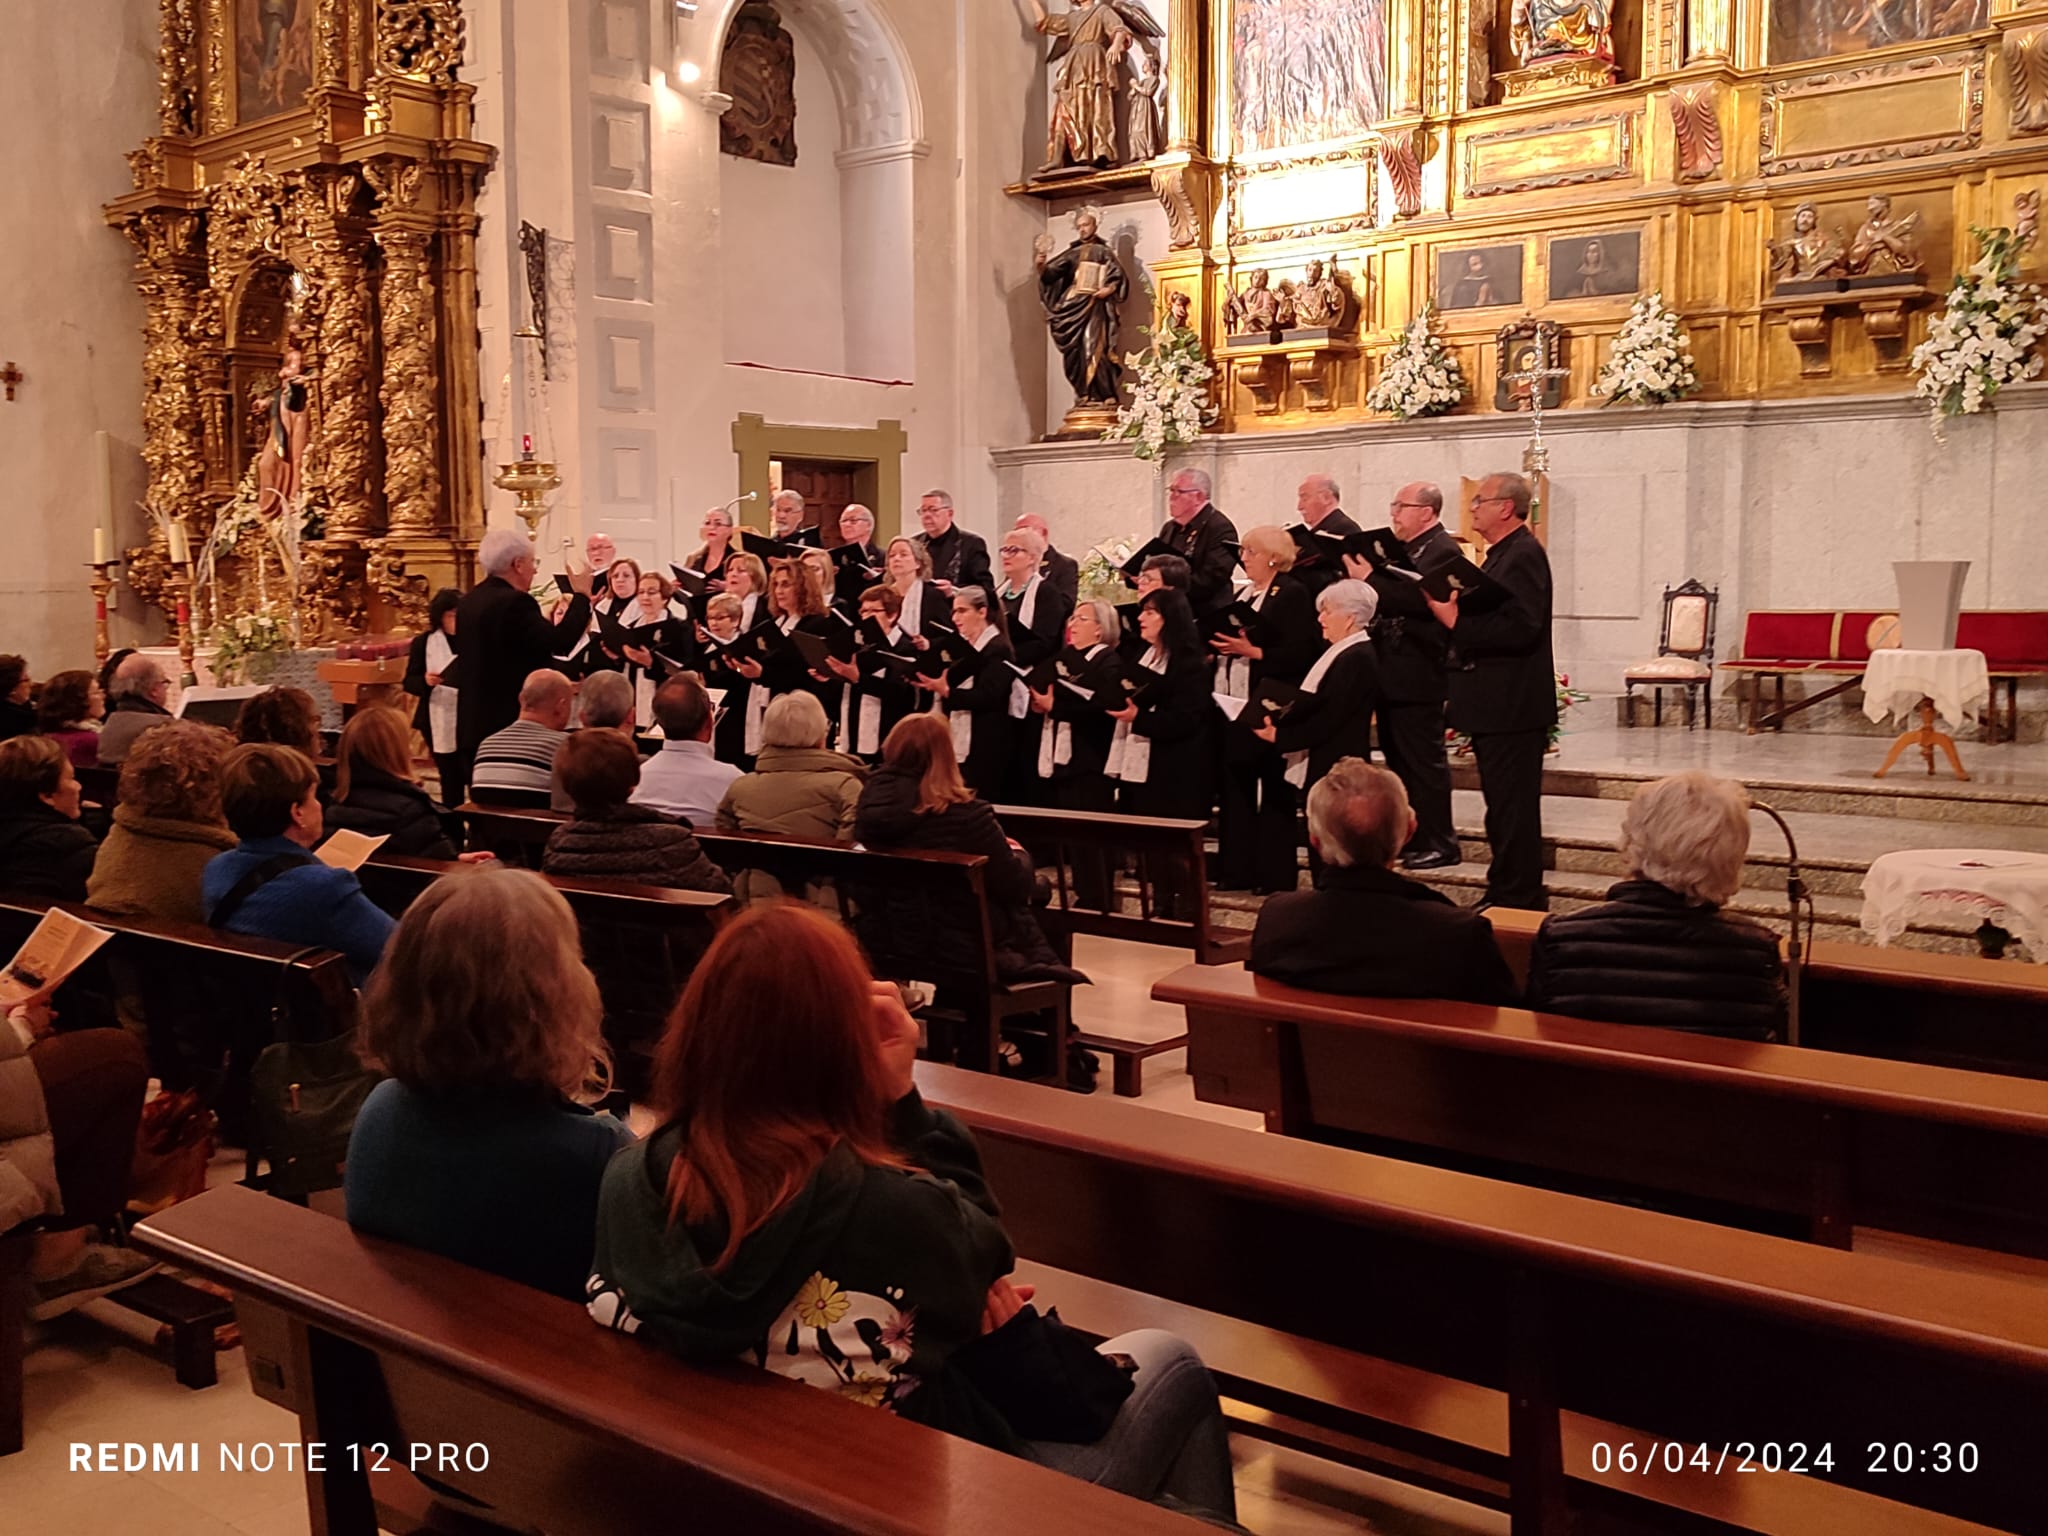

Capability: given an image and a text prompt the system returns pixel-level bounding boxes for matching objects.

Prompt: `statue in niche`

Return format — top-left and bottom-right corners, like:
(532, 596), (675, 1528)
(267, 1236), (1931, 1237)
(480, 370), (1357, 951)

(255, 343), (313, 519)
(1768, 201), (1849, 285)
(1844, 195), (1925, 279)
(1031, 0), (1163, 172)
(1509, 0), (1614, 67)
(1126, 45), (1166, 163)
(1224, 269), (1282, 335)
(720, 3), (798, 167)
(1034, 209), (1131, 409)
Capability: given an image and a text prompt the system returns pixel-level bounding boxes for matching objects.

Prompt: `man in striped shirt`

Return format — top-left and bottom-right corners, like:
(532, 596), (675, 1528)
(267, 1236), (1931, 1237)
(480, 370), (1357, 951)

(471, 670), (574, 797)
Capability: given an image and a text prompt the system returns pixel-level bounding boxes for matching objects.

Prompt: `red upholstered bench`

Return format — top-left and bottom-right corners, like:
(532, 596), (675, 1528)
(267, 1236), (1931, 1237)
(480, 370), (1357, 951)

(1723, 608), (2048, 738)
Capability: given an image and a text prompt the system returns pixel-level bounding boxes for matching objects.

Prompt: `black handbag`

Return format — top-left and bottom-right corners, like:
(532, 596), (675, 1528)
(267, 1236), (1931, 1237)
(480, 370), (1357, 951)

(249, 1030), (380, 1203)
(950, 1303), (1135, 1443)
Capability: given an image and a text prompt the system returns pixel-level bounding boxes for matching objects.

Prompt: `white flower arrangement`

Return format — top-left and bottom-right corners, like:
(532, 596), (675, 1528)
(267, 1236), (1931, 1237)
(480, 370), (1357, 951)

(1366, 307), (1465, 420)
(1103, 319), (1216, 464)
(1593, 291), (1696, 406)
(208, 610), (295, 685)
(1078, 538), (1137, 602)
(1911, 225), (2048, 431)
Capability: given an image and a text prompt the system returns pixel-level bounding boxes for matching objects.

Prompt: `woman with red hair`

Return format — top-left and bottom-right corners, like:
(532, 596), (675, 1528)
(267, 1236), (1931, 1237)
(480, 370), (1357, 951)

(588, 902), (1233, 1520)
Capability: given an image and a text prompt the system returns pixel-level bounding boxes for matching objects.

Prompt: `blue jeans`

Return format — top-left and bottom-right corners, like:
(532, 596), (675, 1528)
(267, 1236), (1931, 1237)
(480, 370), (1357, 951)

(1025, 1329), (1237, 1523)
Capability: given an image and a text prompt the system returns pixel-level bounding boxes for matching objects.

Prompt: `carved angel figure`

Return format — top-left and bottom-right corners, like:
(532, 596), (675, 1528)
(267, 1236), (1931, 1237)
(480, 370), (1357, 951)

(1843, 195), (1925, 278)
(1126, 45), (1166, 162)
(1768, 201), (1848, 284)
(1032, 0), (1163, 171)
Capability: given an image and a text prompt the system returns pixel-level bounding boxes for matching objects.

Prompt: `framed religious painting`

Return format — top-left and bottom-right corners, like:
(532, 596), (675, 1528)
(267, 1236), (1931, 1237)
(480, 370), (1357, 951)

(1769, 0), (1987, 65)
(1436, 243), (1525, 311)
(1493, 318), (1564, 411)
(1547, 230), (1642, 301)
(236, 0), (315, 124)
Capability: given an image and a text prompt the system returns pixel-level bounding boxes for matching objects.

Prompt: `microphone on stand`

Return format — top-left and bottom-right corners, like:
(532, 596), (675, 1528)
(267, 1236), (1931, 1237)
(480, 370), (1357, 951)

(723, 491), (759, 515)
(1749, 799), (1811, 1046)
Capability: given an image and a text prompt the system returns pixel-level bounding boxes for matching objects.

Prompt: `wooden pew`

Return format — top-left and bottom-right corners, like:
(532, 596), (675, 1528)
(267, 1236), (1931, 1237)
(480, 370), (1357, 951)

(918, 1062), (2048, 1535)
(994, 804), (1248, 1096)
(354, 854), (732, 1085)
(127, 1184), (1200, 1536)
(1486, 906), (2048, 1080)
(456, 806), (1074, 1085)
(1155, 961), (2048, 1259)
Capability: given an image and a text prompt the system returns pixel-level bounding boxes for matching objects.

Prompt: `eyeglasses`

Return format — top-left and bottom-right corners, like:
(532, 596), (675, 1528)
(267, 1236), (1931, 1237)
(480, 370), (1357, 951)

(998, 545), (1027, 556)
(1168, 485), (1203, 496)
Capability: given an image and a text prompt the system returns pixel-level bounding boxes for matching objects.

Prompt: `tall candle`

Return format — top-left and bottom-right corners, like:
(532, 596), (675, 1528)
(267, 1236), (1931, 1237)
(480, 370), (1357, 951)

(93, 526), (111, 565)
(93, 430), (114, 559)
(167, 520), (190, 565)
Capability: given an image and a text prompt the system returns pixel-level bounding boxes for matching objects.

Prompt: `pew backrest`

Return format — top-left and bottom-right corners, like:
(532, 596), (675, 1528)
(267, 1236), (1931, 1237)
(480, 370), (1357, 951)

(130, 1185), (1196, 1536)
(1155, 961), (2048, 1258)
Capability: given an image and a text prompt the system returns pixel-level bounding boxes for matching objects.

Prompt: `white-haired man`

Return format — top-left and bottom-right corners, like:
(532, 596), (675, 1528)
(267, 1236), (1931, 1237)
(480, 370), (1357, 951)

(1286, 473), (1361, 596)
(97, 654), (174, 765)
(831, 503), (886, 608)
(769, 489), (822, 549)
(1250, 757), (1516, 1002)
(1159, 466), (1239, 621)
(456, 528), (591, 758)
(914, 489), (993, 595)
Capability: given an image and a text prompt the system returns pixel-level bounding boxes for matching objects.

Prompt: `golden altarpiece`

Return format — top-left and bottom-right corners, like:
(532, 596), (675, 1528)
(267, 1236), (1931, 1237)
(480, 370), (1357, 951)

(104, 0), (492, 642)
(1020, 0), (2048, 431)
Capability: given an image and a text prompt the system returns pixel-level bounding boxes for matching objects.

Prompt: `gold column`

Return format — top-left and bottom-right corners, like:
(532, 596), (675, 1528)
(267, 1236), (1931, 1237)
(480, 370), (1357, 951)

(376, 226), (444, 534)
(121, 209), (209, 619)
(310, 185), (379, 538)
(314, 0), (348, 87)
(158, 0), (198, 135)
(1387, 0), (1427, 117)
(1166, 0), (1204, 151)
(1685, 0), (1734, 63)
(200, 0), (229, 134)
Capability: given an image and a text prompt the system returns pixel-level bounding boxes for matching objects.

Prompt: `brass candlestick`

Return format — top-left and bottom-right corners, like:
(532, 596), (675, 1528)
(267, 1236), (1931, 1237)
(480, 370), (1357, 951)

(167, 561), (198, 687)
(86, 560), (120, 665)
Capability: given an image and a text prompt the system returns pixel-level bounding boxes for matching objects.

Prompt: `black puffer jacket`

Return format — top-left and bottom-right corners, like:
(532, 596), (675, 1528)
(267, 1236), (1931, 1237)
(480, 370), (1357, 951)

(542, 803), (733, 895)
(326, 765), (457, 859)
(0, 802), (97, 903)
(1524, 879), (1786, 1041)
(852, 766), (1073, 984)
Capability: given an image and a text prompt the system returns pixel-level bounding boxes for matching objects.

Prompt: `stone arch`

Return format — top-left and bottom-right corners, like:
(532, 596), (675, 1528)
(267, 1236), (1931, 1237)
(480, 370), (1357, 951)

(697, 0), (924, 157)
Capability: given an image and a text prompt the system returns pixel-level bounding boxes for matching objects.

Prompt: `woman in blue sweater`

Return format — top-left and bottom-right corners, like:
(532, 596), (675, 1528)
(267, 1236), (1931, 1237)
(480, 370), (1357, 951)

(200, 743), (394, 984)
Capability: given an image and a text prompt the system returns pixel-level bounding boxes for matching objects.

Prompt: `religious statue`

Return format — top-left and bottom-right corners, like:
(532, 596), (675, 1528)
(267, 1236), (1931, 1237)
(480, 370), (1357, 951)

(1034, 209), (1130, 412)
(1768, 201), (1849, 285)
(1224, 269), (1282, 335)
(1843, 195), (1925, 278)
(1510, 0), (1614, 66)
(254, 343), (312, 519)
(1166, 290), (1193, 330)
(1126, 45), (1166, 163)
(1031, 0), (1162, 172)
(1281, 259), (1349, 330)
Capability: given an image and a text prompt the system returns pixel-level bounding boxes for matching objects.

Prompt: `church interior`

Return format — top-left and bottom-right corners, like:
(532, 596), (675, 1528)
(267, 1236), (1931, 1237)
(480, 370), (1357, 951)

(5, 0), (2048, 1532)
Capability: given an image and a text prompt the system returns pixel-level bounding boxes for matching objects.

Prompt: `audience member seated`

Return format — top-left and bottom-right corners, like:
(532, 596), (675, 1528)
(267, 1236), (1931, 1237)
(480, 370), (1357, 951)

(542, 730), (732, 895)
(3, 995), (156, 1318)
(202, 743), (395, 985)
(631, 675), (739, 827)
(587, 903), (1233, 1521)
(96, 653), (174, 765)
(326, 704), (458, 859)
(854, 714), (1082, 986)
(0, 655), (33, 740)
(0, 735), (98, 902)
(36, 669), (106, 768)
(1250, 758), (1516, 1002)
(471, 668), (573, 800)
(346, 866), (632, 1301)
(1525, 771), (1787, 1040)
(86, 721), (237, 924)
(578, 668), (636, 735)
(234, 685), (323, 759)
(715, 692), (865, 842)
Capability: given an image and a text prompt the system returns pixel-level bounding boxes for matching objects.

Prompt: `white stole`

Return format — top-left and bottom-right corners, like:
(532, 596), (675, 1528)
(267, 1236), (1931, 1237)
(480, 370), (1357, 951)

(1110, 647), (1168, 785)
(1037, 643), (1107, 779)
(1218, 584), (1271, 701)
(425, 629), (458, 755)
(1283, 627), (1371, 788)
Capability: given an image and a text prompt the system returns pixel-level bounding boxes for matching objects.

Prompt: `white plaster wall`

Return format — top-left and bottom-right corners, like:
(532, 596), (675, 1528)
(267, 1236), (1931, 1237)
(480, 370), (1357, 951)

(0, 0), (159, 664)
(719, 26), (848, 377)
(994, 386), (2048, 695)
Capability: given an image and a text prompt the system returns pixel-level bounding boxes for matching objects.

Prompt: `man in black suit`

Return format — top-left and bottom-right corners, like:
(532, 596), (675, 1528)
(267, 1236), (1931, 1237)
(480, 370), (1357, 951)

(1016, 512), (1079, 609)
(1345, 481), (1460, 869)
(1250, 757), (1517, 1002)
(1160, 467), (1239, 621)
(768, 489), (823, 548)
(914, 489), (993, 595)
(1287, 473), (1362, 595)
(830, 503), (887, 610)
(1430, 472), (1555, 911)
(455, 528), (592, 759)
(1254, 578), (1377, 791)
